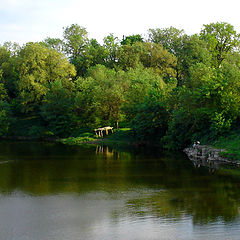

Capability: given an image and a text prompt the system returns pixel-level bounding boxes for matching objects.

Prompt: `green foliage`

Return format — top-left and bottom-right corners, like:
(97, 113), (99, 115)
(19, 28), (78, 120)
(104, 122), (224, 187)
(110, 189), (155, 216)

(148, 26), (184, 54)
(118, 42), (177, 78)
(27, 125), (47, 138)
(103, 34), (120, 68)
(176, 35), (212, 85)
(40, 37), (64, 53)
(210, 112), (232, 136)
(164, 109), (194, 150)
(164, 50), (240, 149)
(3, 42), (20, 55)
(1, 21), (240, 151)
(123, 65), (167, 120)
(40, 80), (77, 136)
(17, 43), (76, 112)
(0, 45), (18, 98)
(0, 83), (8, 101)
(130, 89), (170, 141)
(212, 132), (240, 161)
(74, 65), (126, 128)
(60, 133), (96, 145)
(71, 38), (107, 76)
(63, 24), (88, 58)
(0, 101), (15, 136)
(200, 22), (240, 67)
(121, 34), (144, 45)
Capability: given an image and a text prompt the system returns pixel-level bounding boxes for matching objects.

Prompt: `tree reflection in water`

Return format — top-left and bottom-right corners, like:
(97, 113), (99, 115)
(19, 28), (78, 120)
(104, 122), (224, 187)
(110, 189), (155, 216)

(0, 141), (240, 225)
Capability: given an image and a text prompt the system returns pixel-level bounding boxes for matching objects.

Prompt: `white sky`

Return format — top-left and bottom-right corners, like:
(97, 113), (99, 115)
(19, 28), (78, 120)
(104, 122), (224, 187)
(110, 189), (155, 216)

(0, 0), (240, 45)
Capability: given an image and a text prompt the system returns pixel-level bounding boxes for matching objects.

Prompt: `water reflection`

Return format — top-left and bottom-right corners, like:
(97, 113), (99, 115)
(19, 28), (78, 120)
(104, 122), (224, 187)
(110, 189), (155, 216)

(0, 142), (240, 239)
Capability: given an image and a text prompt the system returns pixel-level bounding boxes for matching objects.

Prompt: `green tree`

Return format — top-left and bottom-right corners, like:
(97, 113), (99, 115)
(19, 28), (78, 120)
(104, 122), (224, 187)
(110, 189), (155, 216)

(0, 82), (8, 101)
(40, 37), (64, 53)
(131, 87), (171, 141)
(63, 24), (89, 58)
(121, 34), (144, 45)
(0, 101), (14, 136)
(118, 42), (177, 78)
(175, 35), (212, 85)
(0, 45), (19, 98)
(103, 34), (120, 68)
(148, 28), (214, 86)
(122, 65), (167, 122)
(70, 39), (107, 77)
(165, 58), (240, 149)
(0, 79), (14, 136)
(200, 22), (240, 67)
(74, 65), (126, 128)
(17, 43), (76, 112)
(3, 42), (21, 56)
(148, 27), (184, 54)
(40, 80), (76, 136)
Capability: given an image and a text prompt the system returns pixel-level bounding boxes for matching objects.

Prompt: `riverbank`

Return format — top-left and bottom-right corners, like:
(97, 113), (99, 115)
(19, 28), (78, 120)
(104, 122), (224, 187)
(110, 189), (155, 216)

(59, 128), (139, 147)
(184, 144), (240, 168)
(59, 128), (166, 148)
(0, 128), (138, 147)
(2, 127), (240, 165)
(184, 131), (240, 168)
(210, 132), (240, 162)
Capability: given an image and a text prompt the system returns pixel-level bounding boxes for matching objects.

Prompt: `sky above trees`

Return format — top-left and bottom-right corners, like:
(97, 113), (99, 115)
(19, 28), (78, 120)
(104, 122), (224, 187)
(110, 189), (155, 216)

(0, 0), (240, 44)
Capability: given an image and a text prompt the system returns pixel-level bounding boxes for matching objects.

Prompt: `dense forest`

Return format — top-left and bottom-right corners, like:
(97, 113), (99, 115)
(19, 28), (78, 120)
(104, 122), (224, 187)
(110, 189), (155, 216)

(1, 22), (240, 149)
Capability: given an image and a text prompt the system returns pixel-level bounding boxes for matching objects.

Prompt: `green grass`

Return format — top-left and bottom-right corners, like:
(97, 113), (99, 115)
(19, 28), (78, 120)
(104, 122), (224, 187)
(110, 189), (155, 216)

(60, 136), (97, 145)
(60, 132), (97, 145)
(60, 128), (135, 146)
(211, 132), (240, 161)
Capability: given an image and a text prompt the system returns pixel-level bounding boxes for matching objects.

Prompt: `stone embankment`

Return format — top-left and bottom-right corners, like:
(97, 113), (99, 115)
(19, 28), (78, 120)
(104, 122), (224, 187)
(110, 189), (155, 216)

(183, 145), (240, 168)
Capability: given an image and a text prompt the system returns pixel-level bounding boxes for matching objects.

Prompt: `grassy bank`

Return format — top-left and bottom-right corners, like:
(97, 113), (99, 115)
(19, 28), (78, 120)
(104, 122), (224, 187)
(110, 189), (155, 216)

(211, 132), (240, 162)
(59, 128), (136, 146)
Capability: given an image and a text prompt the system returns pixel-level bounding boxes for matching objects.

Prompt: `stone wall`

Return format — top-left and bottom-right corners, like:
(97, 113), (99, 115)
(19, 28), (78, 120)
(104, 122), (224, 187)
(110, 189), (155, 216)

(183, 145), (240, 168)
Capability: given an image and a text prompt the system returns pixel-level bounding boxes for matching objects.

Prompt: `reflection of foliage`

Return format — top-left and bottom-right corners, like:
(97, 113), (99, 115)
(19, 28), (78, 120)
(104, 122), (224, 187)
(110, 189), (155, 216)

(113, 184), (240, 224)
(0, 142), (240, 224)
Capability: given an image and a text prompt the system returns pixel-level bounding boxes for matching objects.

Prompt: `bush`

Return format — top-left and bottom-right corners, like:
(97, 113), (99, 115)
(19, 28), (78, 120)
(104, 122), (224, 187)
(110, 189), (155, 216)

(60, 134), (96, 145)
(0, 101), (15, 136)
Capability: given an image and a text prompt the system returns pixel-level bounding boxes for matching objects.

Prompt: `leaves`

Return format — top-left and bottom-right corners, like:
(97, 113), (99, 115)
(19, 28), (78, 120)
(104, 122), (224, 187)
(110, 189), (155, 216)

(17, 43), (76, 112)
(200, 22), (240, 67)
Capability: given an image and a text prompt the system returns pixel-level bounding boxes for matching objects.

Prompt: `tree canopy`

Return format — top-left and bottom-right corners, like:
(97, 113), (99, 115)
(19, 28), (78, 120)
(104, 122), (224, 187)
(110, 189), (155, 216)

(1, 21), (240, 149)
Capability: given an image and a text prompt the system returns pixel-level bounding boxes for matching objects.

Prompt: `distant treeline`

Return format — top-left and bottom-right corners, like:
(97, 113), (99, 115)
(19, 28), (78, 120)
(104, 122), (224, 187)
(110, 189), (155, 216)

(1, 22), (240, 149)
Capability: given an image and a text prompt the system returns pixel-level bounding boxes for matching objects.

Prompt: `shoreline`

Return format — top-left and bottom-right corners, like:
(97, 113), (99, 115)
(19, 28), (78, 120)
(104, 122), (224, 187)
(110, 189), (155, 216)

(184, 144), (240, 168)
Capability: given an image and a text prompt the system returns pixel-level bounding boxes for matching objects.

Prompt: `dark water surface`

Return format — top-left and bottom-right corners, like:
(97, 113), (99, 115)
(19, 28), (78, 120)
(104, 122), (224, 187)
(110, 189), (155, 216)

(0, 141), (240, 240)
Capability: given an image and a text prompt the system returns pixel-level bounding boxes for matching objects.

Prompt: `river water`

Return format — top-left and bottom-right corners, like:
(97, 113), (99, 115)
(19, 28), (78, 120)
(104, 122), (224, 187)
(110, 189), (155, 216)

(0, 141), (240, 240)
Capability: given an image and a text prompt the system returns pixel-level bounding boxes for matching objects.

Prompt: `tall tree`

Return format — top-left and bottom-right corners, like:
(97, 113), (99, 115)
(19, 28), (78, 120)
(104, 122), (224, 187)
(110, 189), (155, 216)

(200, 22), (240, 67)
(148, 27), (184, 54)
(176, 34), (212, 85)
(122, 65), (167, 122)
(103, 34), (120, 68)
(63, 24), (89, 59)
(0, 45), (18, 98)
(74, 65), (126, 128)
(118, 42), (177, 78)
(40, 80), (76, 135)
(70, 38), (107, 77)
(17, 43), (76, 112)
